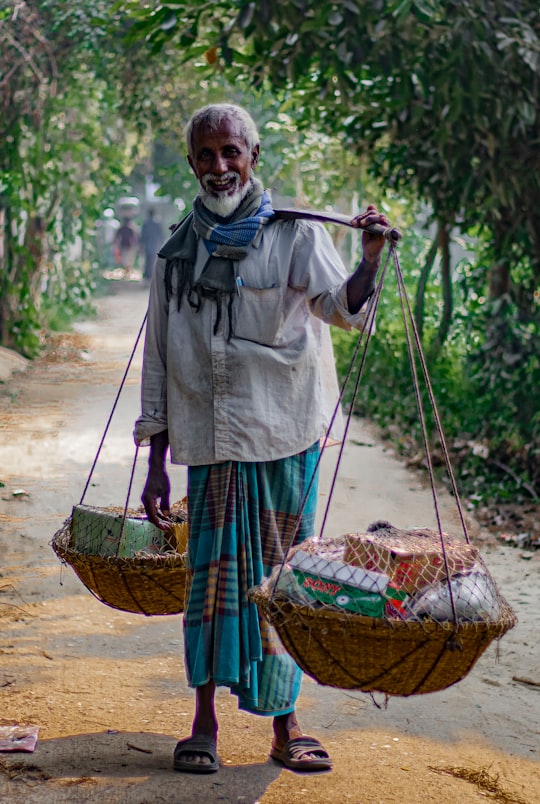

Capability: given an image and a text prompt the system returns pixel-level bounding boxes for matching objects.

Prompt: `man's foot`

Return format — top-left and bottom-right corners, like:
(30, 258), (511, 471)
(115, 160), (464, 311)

(175, 679), (219, 772)
(173, 734), (219, 774)
(271, 712), (332, 772)
(270, 735), (332, 772)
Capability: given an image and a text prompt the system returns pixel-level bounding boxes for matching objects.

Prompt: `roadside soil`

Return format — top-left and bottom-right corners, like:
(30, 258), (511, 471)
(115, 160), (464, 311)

(0, 279), (538, 804)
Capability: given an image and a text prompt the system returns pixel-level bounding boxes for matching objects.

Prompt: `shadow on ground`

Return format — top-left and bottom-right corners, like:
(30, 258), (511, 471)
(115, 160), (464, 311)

(0, 731), (283, 803)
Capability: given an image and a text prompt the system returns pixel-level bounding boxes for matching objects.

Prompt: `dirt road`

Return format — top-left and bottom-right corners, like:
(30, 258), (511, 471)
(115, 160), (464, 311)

(0, 280), (538, 803)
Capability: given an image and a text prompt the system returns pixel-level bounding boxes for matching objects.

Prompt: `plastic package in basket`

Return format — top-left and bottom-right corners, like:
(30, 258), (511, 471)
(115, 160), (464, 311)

(70, 502), (188, 557)
(258, 520), (504, 625)
(51, 498), (189, 616)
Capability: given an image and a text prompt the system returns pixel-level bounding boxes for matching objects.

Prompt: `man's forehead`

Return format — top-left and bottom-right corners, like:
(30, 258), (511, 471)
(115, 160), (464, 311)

(192, 118), (247, 147)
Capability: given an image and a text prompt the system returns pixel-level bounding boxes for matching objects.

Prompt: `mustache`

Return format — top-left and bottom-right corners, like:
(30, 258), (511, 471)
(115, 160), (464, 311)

(201, 171), (241, 189)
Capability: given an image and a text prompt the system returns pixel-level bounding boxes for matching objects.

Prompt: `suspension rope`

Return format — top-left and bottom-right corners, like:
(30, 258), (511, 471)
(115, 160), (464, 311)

(270, 234), (469, 634)
(79, 311), (147, 505)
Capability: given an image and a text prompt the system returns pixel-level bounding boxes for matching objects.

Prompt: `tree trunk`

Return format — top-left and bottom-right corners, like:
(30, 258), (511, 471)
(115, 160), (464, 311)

(438, 224), (453, 346)
(428, 224), (453, 359)
(0, 211), (47, 351)
(25, 215), (47, 305)
(0, 203), (13, 346)
(414, 230), (439, 340)
(488, 260), (510, 300)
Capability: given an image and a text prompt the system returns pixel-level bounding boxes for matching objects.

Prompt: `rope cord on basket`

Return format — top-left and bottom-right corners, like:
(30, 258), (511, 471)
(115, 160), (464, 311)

(268, 247), (393, 598)
(113, 443), (142, 558)
(79, 312), (147, 505)
(77, 312), (148, 558)
(268, 235), (471, 634)
(392, 247), (470, 543)
(318, 250), (391, 540)
(391, 250), (462, 630)
(391, 247), (473, 636)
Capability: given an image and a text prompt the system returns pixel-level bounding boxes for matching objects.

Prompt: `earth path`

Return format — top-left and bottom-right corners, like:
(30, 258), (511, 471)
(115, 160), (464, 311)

(0, 280), (538, 803)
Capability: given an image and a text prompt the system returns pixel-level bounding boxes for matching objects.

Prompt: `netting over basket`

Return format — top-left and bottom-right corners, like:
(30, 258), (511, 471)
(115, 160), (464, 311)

(51, 498), (189, 616)
(249, 521), (517, 696)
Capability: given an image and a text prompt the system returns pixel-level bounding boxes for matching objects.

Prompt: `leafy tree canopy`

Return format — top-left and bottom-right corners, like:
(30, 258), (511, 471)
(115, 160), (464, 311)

(118, 0), (540, 275)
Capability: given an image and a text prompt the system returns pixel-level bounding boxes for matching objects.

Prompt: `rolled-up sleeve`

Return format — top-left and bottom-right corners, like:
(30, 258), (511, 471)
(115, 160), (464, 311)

(311, 281), (370, 331)
(133, 258), (170, 446)
(289, 221), (368, 331)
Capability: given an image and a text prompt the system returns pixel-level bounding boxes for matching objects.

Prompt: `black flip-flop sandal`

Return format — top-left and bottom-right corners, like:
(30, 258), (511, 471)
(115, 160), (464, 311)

(173, 735), (219, 773)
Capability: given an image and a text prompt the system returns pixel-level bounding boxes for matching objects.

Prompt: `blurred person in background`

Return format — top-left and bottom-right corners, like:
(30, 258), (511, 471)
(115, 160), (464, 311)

(139, 208), (165, 281)
(113, 219), (139, 274)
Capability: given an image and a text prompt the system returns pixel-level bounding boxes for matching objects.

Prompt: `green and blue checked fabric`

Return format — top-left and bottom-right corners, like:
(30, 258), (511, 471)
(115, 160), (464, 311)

(184, 443), (320, 715)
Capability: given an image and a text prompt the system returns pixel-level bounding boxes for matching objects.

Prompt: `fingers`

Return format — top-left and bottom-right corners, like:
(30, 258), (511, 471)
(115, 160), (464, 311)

(155, 513), (174, 532)
(142, 489), (172, 531)
(141, 461), (172, 531)
(157, 483), (171, 529)
(351, 205), (392, 264)
(146, 502), (173, 532)
(351, 205), (390, 230)
(157, 497), (174, 532)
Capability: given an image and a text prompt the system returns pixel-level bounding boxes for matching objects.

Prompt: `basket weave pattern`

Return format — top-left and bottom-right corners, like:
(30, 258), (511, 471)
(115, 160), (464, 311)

(51, 504), (188, 616)
(250, 588), (515, 695)
(249, 528), (517, 696)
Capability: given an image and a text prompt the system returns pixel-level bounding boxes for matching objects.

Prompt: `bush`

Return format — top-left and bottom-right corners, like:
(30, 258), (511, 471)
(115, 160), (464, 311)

(331, 227), (539, 507)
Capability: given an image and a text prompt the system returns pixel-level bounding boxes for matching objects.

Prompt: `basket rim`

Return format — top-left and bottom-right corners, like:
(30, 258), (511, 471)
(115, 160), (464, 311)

(50, 509), (188, 567)
(51, 539), (187, 568)
(250, 589), (517, 636)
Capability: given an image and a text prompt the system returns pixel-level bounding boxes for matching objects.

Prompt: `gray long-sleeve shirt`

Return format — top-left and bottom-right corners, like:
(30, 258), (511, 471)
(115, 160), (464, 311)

(134, 217), (368, 465)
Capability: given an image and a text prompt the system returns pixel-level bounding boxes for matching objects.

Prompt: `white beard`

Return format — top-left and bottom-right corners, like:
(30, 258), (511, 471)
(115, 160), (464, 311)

(198, 174), (252, 218)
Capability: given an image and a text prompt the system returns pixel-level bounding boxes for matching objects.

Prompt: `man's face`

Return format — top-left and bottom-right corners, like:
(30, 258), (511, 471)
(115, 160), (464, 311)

(188, 118), (259, 216)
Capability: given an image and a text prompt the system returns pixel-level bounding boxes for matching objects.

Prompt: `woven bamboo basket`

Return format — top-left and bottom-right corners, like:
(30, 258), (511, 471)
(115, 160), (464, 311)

(249, 527), (518, 696)
(250, 588), (516, 696)
(51, 500), (189, 616)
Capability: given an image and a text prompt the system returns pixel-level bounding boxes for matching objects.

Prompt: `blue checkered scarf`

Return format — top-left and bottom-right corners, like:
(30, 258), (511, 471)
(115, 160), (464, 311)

(192, 178), (274, 258)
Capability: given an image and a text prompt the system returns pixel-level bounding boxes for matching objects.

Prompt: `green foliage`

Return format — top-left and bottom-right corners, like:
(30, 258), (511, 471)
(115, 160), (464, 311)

(42, 252), (98, 327)
(2, 0), (538, 507)
(116, 1), (540, 356)
(0, 0), (140, 354)
(332, 226), (540, 504)
(117, 1), (540, 281)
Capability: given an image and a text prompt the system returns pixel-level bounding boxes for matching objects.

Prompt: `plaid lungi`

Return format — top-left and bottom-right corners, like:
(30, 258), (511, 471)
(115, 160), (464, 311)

(184, 442), (320, 715)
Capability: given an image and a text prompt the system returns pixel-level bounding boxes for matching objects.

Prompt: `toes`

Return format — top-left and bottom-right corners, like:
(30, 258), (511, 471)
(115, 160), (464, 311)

(178, 751), (211, 765)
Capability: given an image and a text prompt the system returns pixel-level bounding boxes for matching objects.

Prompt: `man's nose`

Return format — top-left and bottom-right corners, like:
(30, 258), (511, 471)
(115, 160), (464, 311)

(212, 153), (228, 173)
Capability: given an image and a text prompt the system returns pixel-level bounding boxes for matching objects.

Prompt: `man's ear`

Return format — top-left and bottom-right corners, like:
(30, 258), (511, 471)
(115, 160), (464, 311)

(251, 144), (260, 169)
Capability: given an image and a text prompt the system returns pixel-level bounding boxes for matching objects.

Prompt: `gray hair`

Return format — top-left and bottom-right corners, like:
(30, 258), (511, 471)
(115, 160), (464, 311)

(185, 104), (260, 157)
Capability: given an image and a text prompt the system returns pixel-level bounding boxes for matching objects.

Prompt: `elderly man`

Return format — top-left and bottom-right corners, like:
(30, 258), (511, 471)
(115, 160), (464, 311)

(134, 103), (389, 774)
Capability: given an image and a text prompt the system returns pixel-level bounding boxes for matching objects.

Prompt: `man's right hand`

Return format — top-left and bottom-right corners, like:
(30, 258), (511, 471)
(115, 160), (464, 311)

(142, 464), (172, 530)
(141, 430), (173, 531)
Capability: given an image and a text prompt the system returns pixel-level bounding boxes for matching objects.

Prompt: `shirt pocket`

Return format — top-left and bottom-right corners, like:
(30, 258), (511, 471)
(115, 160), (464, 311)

(232, 285), (284, 346)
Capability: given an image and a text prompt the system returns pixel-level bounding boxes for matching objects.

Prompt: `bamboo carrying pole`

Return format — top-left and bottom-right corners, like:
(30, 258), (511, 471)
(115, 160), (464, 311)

(273, 208), (402, 243)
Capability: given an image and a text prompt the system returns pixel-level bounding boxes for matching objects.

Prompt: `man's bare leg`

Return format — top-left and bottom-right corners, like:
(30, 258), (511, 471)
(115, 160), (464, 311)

(272, 711), (303, 746)
(176, 681), (218, 768)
